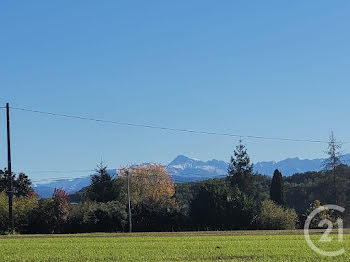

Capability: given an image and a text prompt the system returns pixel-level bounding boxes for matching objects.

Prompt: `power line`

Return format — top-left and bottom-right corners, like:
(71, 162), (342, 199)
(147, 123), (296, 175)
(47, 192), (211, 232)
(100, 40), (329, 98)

(21, 169), (121, 183)
(15, 167), (129, 178)
(26, 168), (201, 183)
(30, 172), (220, 184)
(9, 106), (336, 144)
(30, 172), (122, 184)
(31, 176), (92, 183)
(21, 169), (94, 174)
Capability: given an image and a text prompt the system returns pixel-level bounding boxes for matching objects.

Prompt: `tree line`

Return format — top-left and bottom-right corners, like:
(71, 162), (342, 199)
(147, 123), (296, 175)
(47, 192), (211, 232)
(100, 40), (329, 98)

(0, 133), (348, 234)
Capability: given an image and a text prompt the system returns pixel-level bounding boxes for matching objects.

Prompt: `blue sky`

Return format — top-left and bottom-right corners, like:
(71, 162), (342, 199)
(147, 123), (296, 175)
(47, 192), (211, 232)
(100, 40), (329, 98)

(1, 1), (350, 180)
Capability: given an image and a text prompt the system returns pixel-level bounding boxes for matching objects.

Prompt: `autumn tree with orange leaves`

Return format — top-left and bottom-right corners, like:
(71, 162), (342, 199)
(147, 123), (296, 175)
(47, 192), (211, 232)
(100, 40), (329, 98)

(119, 164), (179, 231)
(120, 164), (176, 208)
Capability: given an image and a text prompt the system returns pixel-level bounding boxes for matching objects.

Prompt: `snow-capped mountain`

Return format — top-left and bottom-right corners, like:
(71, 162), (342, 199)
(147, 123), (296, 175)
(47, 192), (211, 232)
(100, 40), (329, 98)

(168, 155), (228, 183)
(33, 154), (350, 198)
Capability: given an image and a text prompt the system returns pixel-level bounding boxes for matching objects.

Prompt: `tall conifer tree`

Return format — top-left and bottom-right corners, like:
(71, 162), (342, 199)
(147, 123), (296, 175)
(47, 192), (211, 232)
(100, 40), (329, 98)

(323, 131), (342, 205)
(227, 140), (255, 195)
(270, 169), (286, 206)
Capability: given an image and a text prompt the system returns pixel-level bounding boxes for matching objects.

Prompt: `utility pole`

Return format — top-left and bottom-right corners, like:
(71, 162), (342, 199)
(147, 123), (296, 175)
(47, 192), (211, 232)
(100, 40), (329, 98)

(126, 169), (132, 233)
(6, 103), (14, 234)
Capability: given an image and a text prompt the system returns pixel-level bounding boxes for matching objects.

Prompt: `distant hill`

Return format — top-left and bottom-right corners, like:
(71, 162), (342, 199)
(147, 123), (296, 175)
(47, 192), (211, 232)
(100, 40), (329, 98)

(33, 153), (350, 198)
(33, 169), (116, 198)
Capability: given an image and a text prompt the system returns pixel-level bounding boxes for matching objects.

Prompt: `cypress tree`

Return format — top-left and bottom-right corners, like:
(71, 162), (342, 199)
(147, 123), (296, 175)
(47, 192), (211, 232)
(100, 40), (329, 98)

(270, 169), (286, 206)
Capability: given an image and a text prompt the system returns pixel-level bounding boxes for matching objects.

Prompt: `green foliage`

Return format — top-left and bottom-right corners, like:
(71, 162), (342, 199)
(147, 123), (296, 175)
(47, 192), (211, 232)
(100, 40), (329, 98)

(189, 183), (229, 230)
(253, 174), (271, 202)
(189, 182), (257, 230)
(29, 189), (70, 233)
(257, 200), (298, 230)
(65, 202), (91, 233)
(227, 188), (258, 229)
(303, 200), (339, 229)
(83, 201), (127, 232)
(67, 160), (350, 232)
(270, 169), (286, 206)
(132, 199), (183, 232)
(0, 191), (38, 234)
(2, 158), (350, 234)
(85, 163), (122, 203)
(0, 170), (33, 197)
(175, 175), (271, 230)
(53, 188), (70, 232)
(0, 170), (36, 233)
(323, 131), (342, 204)
(0, 192), (9, 233)
(227, 140), (255, 195)
(13, 195), (38, 233)
(285, 164), (350, 227)
(66, 201), (127, 233)
(30, 198), (57, 233)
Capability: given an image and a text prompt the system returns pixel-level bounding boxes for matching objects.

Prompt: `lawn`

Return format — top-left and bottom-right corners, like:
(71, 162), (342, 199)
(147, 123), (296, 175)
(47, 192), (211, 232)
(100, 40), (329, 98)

(0, 230), (348, 261)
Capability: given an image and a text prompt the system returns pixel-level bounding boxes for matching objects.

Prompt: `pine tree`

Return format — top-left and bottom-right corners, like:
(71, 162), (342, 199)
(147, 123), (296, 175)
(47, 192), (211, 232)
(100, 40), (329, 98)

(227, 140), (255, 195)
(270, 169), (286, 206)
(323, 131), (342, 205)
(86, 161), (121, 203)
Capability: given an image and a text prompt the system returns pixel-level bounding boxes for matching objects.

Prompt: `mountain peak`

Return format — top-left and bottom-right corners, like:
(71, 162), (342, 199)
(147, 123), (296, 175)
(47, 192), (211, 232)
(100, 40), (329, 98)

(169, 155), (197, 165)
(33, 153), (350, 198)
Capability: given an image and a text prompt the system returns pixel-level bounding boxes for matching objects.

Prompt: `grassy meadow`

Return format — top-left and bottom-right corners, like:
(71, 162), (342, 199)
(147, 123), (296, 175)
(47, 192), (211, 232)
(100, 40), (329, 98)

(0, 230), (348, 262)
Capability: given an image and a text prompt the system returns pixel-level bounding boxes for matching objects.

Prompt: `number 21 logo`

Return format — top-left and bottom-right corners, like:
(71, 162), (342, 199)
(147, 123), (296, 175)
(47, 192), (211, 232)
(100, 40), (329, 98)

(304, 205), (345, 257)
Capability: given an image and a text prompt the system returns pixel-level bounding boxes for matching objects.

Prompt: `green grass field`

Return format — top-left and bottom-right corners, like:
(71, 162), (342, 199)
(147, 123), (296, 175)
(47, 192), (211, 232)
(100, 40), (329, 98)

(0, 230), (349, 261)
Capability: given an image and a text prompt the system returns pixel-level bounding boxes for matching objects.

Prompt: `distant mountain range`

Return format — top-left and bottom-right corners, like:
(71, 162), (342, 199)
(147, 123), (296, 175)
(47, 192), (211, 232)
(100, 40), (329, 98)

(33, 153), (350, 198)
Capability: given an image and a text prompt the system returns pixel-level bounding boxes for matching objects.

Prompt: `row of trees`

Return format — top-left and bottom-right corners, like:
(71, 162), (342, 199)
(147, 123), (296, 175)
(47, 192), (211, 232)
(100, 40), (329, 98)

(0, 163), (181, 233)
(186, 140), (297, 230)
(69, 140), (298, 232)
(0, 188), (70, 233)
(0, 132), (347, 233)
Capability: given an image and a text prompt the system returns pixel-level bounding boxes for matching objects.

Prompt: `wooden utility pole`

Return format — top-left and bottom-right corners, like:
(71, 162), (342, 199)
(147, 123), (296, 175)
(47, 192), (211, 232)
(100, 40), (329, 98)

(6, 103), (14, 234)
(126, 169), (132, 233)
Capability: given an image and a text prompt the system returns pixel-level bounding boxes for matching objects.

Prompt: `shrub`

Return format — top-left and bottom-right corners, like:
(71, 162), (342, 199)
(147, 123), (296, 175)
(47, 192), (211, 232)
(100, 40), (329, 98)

(257, 200), (298, 230)
(13, 194), (38, 233)
(82, 201), (127, 232)
(0, 193), (8, 233)
(65, 202), (91, 233)
(303, 200), (340, 229)
(190, 185), (257, 230)
(132, 199), (181, 232)
(0, 191), (38, 234)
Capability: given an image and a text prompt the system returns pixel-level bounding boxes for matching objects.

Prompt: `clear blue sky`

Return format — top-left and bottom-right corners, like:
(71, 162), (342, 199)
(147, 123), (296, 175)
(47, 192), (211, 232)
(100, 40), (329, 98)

(1, 1), (350, 181)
